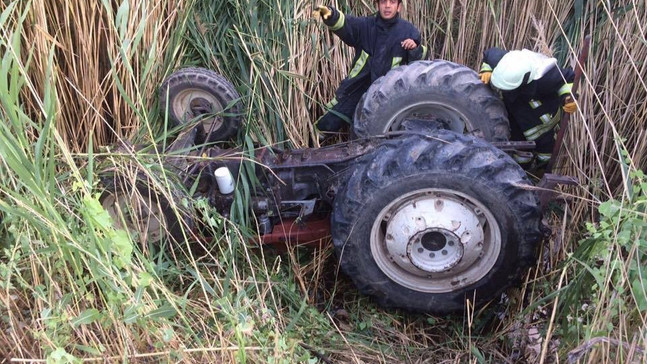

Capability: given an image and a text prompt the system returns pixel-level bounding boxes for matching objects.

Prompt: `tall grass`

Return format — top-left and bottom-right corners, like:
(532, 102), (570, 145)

(15, 0), (192, 152)
(1, 0), (647, 362)
(180, 0), (331, 147)
(0, 1), (336, 362)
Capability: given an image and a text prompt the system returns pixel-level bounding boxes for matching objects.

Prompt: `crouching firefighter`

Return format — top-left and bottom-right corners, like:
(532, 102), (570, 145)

(479, 48), (577, 167)
(312, 0), (428, 135)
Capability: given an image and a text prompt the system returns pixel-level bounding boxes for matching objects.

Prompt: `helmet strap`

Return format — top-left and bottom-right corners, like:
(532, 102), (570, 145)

(522, 72), (531, 85)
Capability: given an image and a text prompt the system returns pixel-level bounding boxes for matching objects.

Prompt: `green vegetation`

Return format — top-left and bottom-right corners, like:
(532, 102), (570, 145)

(1, 0), (646, 362)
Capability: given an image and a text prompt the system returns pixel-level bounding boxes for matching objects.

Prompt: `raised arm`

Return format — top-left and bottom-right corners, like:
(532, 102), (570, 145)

(314, 5), (368, 48)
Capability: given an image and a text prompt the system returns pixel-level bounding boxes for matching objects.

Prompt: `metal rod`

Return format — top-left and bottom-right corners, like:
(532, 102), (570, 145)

(545, 35), (591, 173)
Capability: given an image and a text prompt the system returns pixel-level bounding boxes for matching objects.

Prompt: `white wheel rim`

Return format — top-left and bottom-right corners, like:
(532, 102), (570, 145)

(172, 88), (224, 132)
(370, 188), (501, 293)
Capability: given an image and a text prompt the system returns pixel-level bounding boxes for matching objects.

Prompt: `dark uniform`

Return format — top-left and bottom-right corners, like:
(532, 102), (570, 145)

(317, 7), (427, 132)
(481, 48), (574, 164)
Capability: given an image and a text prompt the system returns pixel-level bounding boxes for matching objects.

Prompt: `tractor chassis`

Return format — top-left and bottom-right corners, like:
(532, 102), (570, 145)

(168, 128), (573, 247)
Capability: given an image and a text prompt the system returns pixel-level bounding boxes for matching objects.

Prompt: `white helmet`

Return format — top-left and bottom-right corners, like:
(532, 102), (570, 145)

(491, 49), (557, 91)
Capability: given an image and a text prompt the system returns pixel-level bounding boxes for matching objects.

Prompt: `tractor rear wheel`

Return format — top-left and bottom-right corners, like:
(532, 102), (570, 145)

(332, 130), (541, 313)
(159, 67), (242, 143)
(353, 60), (510, 142)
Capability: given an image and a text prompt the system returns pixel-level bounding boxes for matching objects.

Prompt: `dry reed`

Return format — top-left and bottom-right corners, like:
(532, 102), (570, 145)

(2, 0), (647, 362)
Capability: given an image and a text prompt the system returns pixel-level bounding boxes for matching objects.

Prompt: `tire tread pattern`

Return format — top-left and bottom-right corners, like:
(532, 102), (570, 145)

(353, 60), (510, 142)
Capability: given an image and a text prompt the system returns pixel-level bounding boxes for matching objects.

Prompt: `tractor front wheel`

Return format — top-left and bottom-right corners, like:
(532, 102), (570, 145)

(100, 175), (189, 244)
(159, 67), (242, 143)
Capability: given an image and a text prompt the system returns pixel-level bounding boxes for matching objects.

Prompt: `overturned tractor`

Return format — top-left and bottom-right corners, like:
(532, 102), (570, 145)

(101, 60), (574, 313)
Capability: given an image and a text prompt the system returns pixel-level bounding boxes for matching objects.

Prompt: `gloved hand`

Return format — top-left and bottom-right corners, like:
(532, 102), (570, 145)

(312, 5), (332, 20)
(479, 71), (492, 84)
(401, 39), (417, 50)
(562, 95), (577, 113)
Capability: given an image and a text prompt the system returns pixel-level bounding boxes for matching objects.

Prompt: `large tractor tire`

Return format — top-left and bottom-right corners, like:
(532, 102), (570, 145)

(353, 60), (510, 142)
(159, 67), (242, 143)
(332, 130), (541, 313)
(100, 174), (189, 244)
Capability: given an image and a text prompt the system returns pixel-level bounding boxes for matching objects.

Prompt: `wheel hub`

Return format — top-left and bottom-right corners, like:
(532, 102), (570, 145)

(371, 188), (501, 293)
(173, 88), (224, 131)
(189, 97), (213, 115)
(408, 229), (464, 273)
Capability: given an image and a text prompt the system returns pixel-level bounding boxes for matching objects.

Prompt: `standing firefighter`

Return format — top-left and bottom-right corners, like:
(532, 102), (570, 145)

(312, 0), (428, 133)
(479, 48), (577, 167)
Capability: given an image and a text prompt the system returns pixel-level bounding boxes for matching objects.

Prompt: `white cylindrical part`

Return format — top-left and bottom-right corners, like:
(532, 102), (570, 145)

(214, 167), (235, 194)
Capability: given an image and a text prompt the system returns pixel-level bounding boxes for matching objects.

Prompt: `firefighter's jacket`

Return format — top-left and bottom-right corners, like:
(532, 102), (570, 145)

(323, 7), (427, 102)
(480, 48), (575, 145)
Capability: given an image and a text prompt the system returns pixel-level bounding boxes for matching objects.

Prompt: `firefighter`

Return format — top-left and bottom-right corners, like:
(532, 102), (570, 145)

(312, 0), (428, 134)
(479, 48), (577, 166)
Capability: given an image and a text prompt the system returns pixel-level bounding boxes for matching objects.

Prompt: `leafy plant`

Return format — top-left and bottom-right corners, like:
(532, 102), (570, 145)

(557, 167), (647, 360)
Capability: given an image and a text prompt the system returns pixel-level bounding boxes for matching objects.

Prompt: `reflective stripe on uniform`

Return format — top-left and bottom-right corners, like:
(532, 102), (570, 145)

(480, 63), (493, 73)
(349, 51), (369, 78)
(325, 97), (338, 110)
(330, 12), (345, 31)
(513, 153), (533, 164)
(523, 113), (561, 141)
(558, 83), (573, 96)
(391, 57), (403, 68)
(537, 153), (552, 162)
(529, 100), (542, 109)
